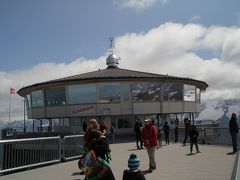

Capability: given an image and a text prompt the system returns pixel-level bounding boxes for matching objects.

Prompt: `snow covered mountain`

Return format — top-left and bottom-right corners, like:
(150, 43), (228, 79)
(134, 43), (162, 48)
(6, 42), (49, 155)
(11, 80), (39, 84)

(196, 99), (240, 127)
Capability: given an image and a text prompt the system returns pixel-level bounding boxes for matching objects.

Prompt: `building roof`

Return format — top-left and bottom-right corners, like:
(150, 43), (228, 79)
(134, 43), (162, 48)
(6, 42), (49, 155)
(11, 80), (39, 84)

(17, 67), (208, 96)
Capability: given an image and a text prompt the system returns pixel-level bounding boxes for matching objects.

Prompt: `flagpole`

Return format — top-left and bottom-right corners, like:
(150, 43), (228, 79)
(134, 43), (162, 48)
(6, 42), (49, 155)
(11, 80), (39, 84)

(9, 92), (11, 127)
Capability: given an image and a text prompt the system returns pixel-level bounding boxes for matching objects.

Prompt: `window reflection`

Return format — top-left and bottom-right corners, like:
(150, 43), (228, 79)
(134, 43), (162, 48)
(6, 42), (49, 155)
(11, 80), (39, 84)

(184, 85), (196, 101)
(132, 82), (161, 102)
(196, 88), (201, 103)
(121, 83), (131, 101)
(31, 90), (44, 107)
(99, 83), (120, 103)
(45, 87), (66, 106)
(68, 84), (96, 104)
(163, 83), (183, 101)
(26, 94), (31, 109)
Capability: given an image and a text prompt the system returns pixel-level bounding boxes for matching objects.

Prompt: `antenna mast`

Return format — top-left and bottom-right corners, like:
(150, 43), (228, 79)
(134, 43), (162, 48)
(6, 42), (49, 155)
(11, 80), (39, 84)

(108, 37), (115, 55)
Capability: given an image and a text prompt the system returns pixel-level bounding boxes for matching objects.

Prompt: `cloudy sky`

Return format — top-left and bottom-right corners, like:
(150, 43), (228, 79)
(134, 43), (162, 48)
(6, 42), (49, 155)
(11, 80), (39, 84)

(0, 0), (240, 122)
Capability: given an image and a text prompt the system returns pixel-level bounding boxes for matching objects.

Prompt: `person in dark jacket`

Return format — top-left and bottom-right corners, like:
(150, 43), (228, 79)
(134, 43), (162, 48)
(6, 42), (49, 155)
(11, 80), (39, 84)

(122, 154), (146, 180)
(134, 118), (143, 149)
(82, 121), (87, 132)
(189, 125), (200, 154)
(163, 121), (170, 145)
(183, 118), (191, 146)
(229, 113), (239, 153)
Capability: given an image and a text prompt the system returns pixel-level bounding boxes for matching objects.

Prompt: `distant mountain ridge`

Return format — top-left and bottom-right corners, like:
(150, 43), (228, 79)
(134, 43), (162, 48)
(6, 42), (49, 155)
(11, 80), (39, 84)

(196, 98), (240, 127)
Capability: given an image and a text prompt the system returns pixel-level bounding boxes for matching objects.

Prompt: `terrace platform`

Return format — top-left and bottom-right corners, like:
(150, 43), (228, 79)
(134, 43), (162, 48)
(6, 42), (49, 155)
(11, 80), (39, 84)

(0, 142), (238, 180)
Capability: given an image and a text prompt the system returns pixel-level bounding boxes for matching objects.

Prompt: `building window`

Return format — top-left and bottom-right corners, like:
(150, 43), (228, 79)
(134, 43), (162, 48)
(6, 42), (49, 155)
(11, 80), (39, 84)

(45, 87), (66, 106)
(25, 94), (31, 109)
(31, 90), (44, 107)
(68, 84), (96, 104)
(59, 118), (69, 127)
(117, 116), (133, 129)
(196, 88), (201, 103)
(184, 85), (196, 101)
(132, 82), (161, 102)
(99, 83), (120, 103)
(121, 83), (131, 102)
(162, 83), (183, 101)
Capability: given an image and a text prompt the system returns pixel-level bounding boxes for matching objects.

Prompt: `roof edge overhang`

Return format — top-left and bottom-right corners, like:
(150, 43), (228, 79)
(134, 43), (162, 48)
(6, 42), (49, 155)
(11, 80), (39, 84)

(17, 76), (208, 97)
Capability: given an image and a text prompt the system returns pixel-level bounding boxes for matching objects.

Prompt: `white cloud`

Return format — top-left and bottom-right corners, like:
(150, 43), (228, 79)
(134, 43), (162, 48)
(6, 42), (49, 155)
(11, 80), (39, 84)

(114, 0), (168, 10)
(1, 22), (240, 123)
(190, 15), (201, 23)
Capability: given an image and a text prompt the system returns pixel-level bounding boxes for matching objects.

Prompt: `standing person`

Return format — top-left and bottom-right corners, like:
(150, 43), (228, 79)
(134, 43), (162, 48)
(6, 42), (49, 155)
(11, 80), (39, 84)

(174, 119), (179, 143)
(134, 118), (143, 149)
(229, 113), (239, 153)
(82, 120), (87, 133)
(100, 121), (108, 137)
(83, 119), (102, 146)
(163, 121), (170, 145)
(110, 123), (116, 144)
(80, 119), (115, 180)
(183, 118), (191, 146)
(141, 118), (158, 172)
(189, 125), (200, 154)
(157, 127), (163, 148)
(122, 154), (146, 180)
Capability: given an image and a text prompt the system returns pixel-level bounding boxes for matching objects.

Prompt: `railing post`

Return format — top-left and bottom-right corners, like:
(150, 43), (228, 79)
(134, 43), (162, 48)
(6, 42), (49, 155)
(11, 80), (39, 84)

(203, 128), (206, 144)
(60, 137), (64, 162)
(0, 143), (3, 172)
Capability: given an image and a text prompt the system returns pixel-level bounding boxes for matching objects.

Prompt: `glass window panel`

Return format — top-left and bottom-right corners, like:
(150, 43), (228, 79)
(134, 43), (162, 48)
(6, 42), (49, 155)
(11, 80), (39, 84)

(121, 83), (131, 102)
(162, 83), (183, 101)
(45, 87), (66, 106)
(117, 116), (133, 129)
(25, 94), (31, 108)
(132, 82), (161, 102)
(196, 88), (201, 103)
(68, 84), (96, 104)
(184, 85), (196, 101)
(99, 83), (120, 103)
(31, 90), (44, 107)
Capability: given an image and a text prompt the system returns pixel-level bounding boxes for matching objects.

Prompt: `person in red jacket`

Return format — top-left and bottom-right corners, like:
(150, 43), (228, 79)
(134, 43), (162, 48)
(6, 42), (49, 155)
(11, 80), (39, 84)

(141, 118), (158, 172)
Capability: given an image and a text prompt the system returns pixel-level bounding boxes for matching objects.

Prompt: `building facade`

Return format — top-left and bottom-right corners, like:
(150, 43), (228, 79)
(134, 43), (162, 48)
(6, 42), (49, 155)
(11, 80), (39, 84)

(17, 54), (208, 134)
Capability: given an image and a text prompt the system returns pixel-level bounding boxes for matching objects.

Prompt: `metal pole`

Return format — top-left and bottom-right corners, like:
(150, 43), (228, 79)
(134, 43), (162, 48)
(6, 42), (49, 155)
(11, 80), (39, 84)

(8, 93), (11, 127)
(23, 98), (26, 133)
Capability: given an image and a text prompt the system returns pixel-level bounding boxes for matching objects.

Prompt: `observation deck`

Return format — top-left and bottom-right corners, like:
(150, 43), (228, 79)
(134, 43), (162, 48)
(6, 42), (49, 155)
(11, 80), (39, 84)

(0, 141), (239, 180)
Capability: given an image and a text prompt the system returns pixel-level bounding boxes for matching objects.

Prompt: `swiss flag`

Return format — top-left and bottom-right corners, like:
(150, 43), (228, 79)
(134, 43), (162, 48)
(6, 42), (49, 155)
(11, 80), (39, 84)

(10, 88), (16, 94)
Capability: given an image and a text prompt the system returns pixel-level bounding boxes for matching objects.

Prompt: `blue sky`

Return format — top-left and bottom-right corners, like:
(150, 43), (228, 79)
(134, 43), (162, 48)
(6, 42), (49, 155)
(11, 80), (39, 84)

(0, 0), (240, 122)
(1, 0), (239, 71)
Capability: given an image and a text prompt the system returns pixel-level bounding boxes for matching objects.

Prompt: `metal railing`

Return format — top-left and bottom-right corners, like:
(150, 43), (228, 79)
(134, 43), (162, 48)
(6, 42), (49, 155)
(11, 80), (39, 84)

(0, 136), (61, 174)
(0, 128), (239, 174)
(175, 127), (239, 145)
(63, 135), (84, 161)
(0, 135), (84, 174)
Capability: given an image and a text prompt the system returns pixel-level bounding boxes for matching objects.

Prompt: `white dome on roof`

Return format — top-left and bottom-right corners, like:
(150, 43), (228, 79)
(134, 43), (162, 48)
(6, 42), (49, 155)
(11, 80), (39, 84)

(106, 54), (120, 68)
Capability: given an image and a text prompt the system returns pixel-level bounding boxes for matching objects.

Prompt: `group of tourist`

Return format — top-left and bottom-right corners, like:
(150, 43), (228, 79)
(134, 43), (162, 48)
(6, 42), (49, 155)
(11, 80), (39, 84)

(78, 112), (239, 179)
